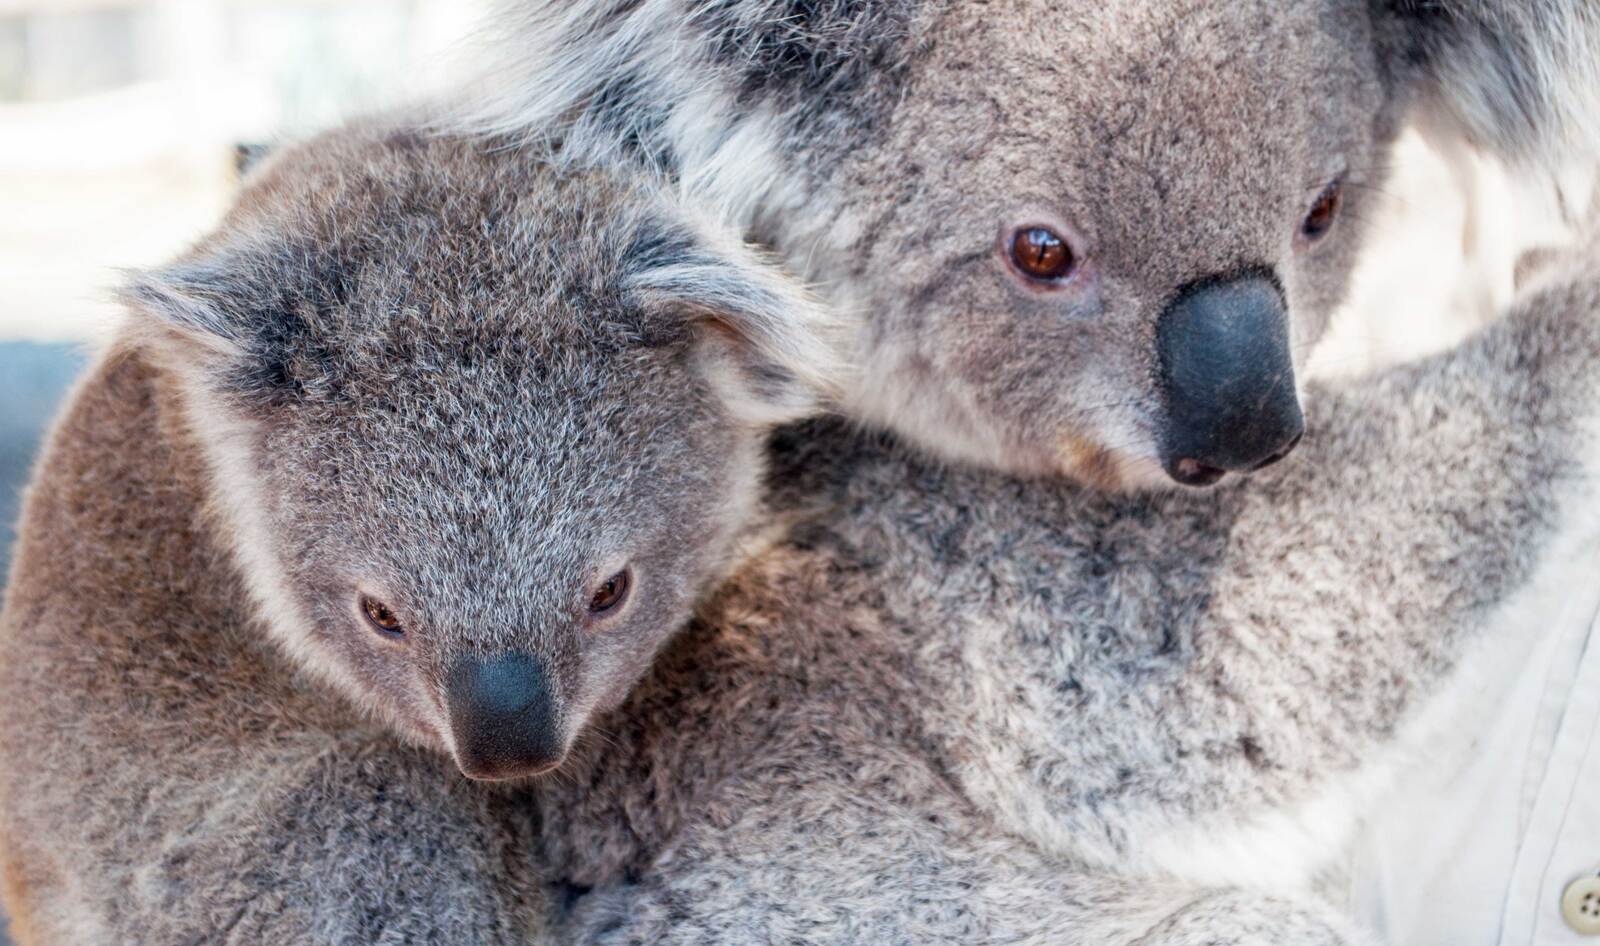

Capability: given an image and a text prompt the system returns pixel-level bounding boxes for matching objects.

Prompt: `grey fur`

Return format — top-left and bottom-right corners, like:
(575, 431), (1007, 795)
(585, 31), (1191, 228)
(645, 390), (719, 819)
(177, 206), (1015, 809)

(456, 0), (1600, 487)
(529, 244), (1600, 943)
(1, 8), (1597, 934)
(1385, 0), (1600, 169)
(0, 121), (846, 943)
(2, 114), (1597, 941)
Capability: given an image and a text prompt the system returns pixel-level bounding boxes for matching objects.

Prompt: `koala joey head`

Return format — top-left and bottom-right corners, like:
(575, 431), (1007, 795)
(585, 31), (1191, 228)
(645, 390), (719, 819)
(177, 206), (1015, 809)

(123, 126), (842, 780)
(798, 0), (1598, 489)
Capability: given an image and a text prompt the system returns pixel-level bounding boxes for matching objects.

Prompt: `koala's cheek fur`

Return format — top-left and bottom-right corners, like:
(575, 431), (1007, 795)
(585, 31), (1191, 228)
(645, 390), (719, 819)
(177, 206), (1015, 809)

(166, 393), (451, 752)
(153, 384), (406, 744)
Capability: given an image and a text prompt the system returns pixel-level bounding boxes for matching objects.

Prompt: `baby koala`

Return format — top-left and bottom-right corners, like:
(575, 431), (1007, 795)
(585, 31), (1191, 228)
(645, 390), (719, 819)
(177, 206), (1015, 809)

(120, 121), (841, 781)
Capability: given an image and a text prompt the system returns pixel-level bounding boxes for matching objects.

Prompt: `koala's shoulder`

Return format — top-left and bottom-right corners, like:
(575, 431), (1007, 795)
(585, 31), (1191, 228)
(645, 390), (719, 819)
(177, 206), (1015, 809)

(6, 348), (207, 628)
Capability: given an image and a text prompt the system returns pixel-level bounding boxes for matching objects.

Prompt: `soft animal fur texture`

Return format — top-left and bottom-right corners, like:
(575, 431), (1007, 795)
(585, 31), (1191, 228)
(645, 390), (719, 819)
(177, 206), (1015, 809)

(533, 239), (1600, 944)
(0, 120), (848, 942)
(458, 0), (1600, 488)
(5, 178), (1596, 942)
(2, 8), (1596, 934)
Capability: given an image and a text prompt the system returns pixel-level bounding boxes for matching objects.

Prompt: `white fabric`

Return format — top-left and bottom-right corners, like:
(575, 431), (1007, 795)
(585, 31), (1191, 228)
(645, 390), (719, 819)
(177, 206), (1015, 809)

(1349, 540), (1600, 945)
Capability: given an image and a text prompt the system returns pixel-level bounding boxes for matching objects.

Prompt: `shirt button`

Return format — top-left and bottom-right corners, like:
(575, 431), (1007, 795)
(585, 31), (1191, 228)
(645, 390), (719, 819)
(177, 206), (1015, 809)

(1563, 874), (1600, 935)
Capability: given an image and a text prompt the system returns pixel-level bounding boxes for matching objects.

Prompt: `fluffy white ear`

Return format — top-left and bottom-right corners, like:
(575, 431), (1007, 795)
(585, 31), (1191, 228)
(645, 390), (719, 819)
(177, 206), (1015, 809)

(624, 212), (852, 426)
(1384, 1), (1600, 172)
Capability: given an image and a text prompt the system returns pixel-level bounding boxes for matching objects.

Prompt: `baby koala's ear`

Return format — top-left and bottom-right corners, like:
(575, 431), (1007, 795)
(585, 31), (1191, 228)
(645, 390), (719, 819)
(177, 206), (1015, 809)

(1381, 1), (1600, 172)
(117, 243), (259, 364)
(625, 214), (851, 426)
(118, 237), (311, 404)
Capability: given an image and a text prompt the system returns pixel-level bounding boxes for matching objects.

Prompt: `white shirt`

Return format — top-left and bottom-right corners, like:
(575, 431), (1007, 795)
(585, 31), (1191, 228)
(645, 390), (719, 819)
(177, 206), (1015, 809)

(1349, 535), (1600, 945)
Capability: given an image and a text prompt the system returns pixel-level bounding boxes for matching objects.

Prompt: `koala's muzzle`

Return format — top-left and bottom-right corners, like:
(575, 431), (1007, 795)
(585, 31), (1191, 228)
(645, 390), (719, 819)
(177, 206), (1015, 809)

(445, 653), (565, 780)
(1156, 271), (1304, 487)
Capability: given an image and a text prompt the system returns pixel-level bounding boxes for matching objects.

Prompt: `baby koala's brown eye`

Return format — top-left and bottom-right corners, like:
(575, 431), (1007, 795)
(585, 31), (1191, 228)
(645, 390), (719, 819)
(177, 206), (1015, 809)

(361, 596), (404, 639)
(1300, 180), (1344, 243)
(1008, 226), (1078, 281)
(588, 569), (631, 616)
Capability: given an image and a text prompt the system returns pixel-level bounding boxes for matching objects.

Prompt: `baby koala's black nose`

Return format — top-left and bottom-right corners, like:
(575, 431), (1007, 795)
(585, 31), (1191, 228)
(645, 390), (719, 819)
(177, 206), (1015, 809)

(1156, 269), (1305, 487)
(445, 652), (565, 781)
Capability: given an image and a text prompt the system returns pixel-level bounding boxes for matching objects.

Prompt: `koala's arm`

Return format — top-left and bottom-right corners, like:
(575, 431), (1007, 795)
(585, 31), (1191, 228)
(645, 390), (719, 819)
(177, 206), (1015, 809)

(561, 755), (1369, 946)
(1219, 250), (1600, 669)
(568, 846), (1368, 946)
(160, 745), (547, 946)
(3, 730), (548, 946)
(571, 868), (1366, 946)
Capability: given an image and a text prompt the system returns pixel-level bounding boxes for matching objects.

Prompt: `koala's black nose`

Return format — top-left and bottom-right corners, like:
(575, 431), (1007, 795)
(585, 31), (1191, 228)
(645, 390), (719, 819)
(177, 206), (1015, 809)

(445, 652), (565, 781)
(1156, 270), (1304, 487)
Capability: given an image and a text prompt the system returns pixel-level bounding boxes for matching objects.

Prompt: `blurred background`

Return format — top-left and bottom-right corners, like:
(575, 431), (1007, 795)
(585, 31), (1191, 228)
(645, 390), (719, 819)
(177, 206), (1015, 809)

(0, 5), (1590, 943)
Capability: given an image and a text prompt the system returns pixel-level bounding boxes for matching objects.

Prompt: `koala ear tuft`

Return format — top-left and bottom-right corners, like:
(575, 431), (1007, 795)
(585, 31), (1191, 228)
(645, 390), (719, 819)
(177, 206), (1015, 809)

(117, 256), (253, 361)
(119, 238), (313, 400)
(1384, 1), (1600, 171)
(625, 215), (851, 427)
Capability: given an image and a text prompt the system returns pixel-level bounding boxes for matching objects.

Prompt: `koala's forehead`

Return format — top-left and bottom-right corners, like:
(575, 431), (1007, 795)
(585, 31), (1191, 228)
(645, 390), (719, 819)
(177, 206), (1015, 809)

(221, 130), (728, 541)
(917, 0), (1379, 172)
(283, 330), (711, 504)
(215, 128), (704, 415)
(926, 0), (1374, 94)
(858, 0), (1383, 281)
(229, 126), (649, 332)
(269, 337), (729, 610)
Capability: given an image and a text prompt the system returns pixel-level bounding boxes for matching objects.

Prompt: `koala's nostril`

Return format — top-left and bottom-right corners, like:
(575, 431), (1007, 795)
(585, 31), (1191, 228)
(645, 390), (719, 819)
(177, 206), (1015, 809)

(445, 652), (565, 781)
(1170, 458), (1228, 487)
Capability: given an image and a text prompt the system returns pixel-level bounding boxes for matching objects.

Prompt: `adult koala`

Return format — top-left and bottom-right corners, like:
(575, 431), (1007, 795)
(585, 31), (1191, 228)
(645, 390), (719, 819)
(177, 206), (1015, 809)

(454, 1), (1600, 939)
(462, 0), (1600, 488)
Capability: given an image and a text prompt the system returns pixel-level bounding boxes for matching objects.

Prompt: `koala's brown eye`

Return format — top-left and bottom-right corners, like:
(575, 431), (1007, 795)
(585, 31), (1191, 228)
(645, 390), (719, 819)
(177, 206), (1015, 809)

(361, 596), (404, 639)
(1008, 226), (1077, 281)
(588, 569), (631, 616)
(1300, 180), (1344, 243)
